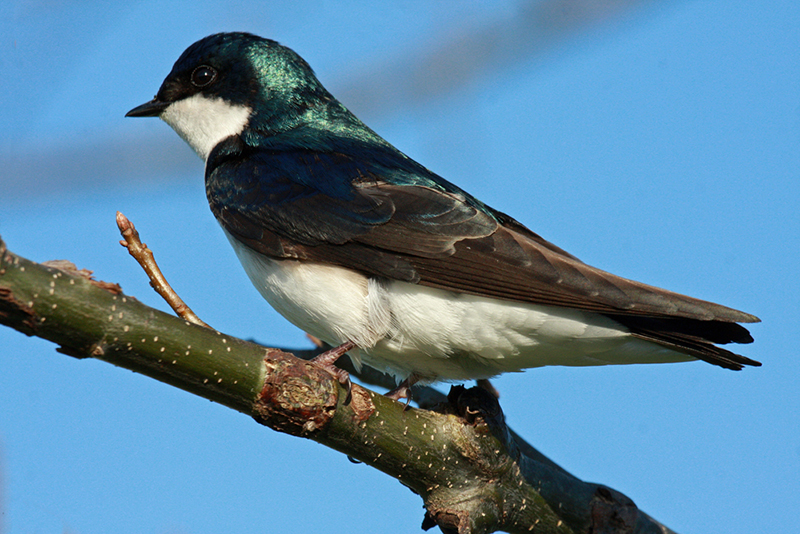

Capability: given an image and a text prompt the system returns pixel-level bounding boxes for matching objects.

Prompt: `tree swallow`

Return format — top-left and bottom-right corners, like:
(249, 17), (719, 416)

(127, 32), (760, 399)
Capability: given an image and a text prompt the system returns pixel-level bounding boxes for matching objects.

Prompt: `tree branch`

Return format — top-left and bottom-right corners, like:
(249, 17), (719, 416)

(0, 235), (676, 534)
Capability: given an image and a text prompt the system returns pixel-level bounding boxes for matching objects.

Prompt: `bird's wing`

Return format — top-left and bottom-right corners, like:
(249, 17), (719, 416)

(207, 141), (760, 368)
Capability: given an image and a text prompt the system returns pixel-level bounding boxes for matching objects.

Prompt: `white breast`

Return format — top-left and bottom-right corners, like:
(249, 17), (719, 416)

(224, 231), (691, 383)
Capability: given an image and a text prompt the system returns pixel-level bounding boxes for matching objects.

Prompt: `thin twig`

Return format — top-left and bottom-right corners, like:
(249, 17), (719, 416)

(115, 211), (211, 329)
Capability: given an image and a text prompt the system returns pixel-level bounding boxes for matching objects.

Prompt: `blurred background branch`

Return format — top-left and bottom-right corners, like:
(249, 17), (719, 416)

(1, 0), (663, 199)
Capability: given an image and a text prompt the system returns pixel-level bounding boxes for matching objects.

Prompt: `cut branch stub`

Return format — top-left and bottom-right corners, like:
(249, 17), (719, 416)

(254, 349), (341, 436)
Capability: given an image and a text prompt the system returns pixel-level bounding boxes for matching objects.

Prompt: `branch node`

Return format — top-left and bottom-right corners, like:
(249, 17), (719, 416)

(591, 486), (639, 534)
(253, 350), (340, 436)
(447, 386), (517, 457)
(422, 508), (469, 534)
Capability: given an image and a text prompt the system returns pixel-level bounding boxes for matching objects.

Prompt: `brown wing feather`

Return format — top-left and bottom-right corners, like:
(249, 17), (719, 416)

(217, 183), (760, 368)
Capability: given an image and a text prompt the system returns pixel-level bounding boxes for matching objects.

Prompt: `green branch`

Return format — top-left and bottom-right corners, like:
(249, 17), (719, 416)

(0, 236), (676, 534)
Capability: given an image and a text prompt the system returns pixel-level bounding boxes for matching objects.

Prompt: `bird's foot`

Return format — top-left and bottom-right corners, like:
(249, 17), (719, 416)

(385, 373), (421, 408)
(311, 340), (356, 404)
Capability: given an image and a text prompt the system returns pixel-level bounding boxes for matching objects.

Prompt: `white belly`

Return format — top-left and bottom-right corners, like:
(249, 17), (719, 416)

(225, 232), (691, 382)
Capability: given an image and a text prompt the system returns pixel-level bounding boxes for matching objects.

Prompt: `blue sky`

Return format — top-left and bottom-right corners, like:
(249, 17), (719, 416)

(1, 1), (798, 533)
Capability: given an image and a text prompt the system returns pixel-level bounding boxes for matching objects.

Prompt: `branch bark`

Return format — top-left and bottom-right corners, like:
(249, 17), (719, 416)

(0, 235), (676, 534)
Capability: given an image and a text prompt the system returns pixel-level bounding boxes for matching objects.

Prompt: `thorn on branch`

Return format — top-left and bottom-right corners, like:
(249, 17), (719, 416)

(115, 211), (211, 329)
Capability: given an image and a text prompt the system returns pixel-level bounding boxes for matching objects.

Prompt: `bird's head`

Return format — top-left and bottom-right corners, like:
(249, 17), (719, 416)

(126, 32), (333, 160)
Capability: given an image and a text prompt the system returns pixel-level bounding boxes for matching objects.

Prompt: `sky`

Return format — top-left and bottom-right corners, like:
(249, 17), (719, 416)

(1, 1), (798, 533)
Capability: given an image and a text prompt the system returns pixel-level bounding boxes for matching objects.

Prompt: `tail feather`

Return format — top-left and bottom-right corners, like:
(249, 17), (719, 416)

(614, 315), (762, 370)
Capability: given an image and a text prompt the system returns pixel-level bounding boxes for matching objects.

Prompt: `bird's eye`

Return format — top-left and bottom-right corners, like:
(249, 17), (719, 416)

(191, 65), (217, 88)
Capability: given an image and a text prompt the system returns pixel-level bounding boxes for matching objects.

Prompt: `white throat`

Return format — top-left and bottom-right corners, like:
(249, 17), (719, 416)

(161, 93), (252, 161)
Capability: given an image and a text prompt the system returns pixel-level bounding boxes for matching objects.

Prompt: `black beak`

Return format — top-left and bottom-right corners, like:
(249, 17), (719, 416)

(126, 97), (169, 117)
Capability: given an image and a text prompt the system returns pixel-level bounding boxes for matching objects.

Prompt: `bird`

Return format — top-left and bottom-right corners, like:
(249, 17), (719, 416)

(126, 32), (760, 401)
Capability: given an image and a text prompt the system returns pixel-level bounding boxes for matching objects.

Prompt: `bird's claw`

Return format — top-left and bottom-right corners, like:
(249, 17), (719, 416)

(311, 341), (356, 405)
(385, 374), (421, 409)
(336, 370), (353, 405)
